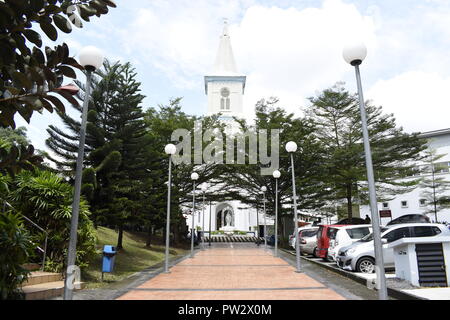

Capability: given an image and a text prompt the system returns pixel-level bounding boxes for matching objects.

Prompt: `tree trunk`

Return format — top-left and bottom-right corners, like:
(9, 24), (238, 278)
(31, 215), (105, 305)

(172, 224), (177, 244)
(346, 184), (353, 219)
(146, 225), (153, 247)
(117, 224), (123, 250)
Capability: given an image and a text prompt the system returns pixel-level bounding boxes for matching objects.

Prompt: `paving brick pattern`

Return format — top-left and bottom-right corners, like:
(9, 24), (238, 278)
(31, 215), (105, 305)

(117, 246), (345, 300)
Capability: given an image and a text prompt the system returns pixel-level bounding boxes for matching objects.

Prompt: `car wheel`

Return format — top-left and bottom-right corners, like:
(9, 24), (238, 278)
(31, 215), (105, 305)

(312, 247), (318, 258)
(356, 257), (375, 273)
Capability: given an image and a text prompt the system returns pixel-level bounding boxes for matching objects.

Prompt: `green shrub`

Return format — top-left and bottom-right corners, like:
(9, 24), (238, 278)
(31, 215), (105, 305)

(8, 170), (98, 273)
(0, 212), (35, 300)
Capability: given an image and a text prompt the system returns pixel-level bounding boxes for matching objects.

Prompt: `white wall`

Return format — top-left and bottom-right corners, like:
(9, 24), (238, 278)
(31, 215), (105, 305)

(360, 132), (450, 225)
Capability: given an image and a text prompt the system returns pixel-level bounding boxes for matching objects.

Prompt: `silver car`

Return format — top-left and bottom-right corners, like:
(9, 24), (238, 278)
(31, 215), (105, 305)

(298, 227), (319, 256)
(336, 223), (450, 273)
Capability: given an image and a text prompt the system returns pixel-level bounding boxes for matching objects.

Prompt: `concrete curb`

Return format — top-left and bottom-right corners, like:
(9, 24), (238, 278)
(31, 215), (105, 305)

(280, 249), (426, 300)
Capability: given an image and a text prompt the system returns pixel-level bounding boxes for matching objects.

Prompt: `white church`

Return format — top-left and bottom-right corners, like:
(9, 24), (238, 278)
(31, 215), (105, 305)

(185, 22), (274, 237)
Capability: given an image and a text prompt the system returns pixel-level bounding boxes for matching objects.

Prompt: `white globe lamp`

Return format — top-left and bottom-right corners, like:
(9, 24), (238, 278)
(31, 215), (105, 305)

(273, 170), (281, 179)
(343, 42), (367, 66)
(286, 141), (298, 153)
(79, 46), (104, 71)
(164, 144), (176, 155)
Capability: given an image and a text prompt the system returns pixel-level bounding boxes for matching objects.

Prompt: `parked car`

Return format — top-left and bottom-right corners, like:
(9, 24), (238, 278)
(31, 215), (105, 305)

(386, 214), (430, 226)
(327, 225), (372, 261)
(336, 223), (450, 273)
(298, 227), (319, 256)
(316, 224), (346, 260)
(289, 225), (313, 249)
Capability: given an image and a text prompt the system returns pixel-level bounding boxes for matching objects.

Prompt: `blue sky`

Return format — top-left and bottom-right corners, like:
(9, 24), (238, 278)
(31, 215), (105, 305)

(18, 0), (450, 152)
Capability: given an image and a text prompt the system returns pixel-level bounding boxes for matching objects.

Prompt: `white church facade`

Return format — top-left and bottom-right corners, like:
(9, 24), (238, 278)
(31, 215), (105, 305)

(185, 22), (274, 236)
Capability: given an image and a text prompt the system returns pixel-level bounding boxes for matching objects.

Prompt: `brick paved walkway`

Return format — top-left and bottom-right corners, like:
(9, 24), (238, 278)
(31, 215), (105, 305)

(117, 244), (345, 300)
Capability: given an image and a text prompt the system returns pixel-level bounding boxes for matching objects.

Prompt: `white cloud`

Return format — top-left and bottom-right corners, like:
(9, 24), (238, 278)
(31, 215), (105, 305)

(21, 0), (450, 153)
(232, 0), (377, 118)
(368, 71), (450, 133)
(116, 0), (376, 119)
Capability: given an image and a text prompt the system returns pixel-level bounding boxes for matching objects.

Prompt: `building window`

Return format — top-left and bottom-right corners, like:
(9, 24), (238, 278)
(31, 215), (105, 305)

(419, 199), (427, 207)
(382, 202), (389, 209)
(220, 87), (230, 111)
(401, 201), (408, 208)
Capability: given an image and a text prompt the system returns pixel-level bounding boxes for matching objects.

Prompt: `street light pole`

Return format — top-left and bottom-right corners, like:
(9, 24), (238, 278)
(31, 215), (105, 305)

(201, 183), (207, 250)
(256, 205), (260, 246)
(273, 170), (281, 257)
(344, 42), (388, 300)
(64, 46), (103, 300)
(190, 172), (199, 257)
(209, 200), (212, 246)
(163, 144), (176, 273)
(261, 186), (267, 249)
(286, 142), (301, 273)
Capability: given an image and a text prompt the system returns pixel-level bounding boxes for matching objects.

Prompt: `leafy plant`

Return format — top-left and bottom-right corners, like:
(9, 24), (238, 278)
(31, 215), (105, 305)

(0, 212), (35, 300)
(8, 170), (97, 272)
(0, 0), (116, 128)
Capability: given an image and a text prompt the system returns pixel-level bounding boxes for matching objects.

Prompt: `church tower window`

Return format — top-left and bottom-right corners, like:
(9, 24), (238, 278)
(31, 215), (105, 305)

(220, 87), (230, 111)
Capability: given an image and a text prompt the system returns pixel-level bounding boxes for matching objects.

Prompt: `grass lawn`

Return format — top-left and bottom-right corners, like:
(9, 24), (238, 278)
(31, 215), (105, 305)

(82, 227), (187, 289)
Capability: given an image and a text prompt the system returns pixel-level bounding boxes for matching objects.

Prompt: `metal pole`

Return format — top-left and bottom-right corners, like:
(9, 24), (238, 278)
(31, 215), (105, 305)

(209, 200), (212, 246)
(355, 64), (388, 300)
(64, 69), (92, 300)
(190, 181), (196, 257)
(275, 178), (278, 257)
(291, 153), (301, 273)
(164, 155), (172, 273)
(432, 168), (438, 222)
(256, 205), (260, 246)
(202, 192), (205, 250)
(263, 192), (267, 249)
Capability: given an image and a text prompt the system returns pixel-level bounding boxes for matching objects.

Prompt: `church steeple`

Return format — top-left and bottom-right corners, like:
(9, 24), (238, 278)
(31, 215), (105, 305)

(205, 20), (246, 118)
(212, 19), (238, 76)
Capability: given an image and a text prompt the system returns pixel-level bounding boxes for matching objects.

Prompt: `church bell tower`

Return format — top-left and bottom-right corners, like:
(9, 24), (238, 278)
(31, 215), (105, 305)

(204, 20), (246, 121)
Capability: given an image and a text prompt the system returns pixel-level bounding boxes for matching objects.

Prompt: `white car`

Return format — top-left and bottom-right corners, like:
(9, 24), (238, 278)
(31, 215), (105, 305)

(327, 225), (372, 261)
(336, 223), (450, 273)
(289, 225), (313, 249)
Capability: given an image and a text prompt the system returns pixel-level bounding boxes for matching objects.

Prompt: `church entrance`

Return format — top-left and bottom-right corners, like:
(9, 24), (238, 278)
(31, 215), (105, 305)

(215, 203), (235, 231)
(216, 210), (223, 230)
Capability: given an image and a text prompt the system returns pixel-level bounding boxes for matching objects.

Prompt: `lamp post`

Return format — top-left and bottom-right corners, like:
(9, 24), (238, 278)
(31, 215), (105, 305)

(163, 144), (176, 273)
(64, 46), (104, 300)
(286, 141), (301, 273)
(273, 170), (281, 257)
(256, 204), (260, 246)
(209, 200), (212, 246)
(201, 183), (208, 250)
(261, 186), (267, 249)
(343, 42), (388, 300)
(190, 172), (199, 257)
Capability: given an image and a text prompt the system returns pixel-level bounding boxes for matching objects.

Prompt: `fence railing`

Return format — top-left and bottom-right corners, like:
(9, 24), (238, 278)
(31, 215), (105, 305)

(20, 214), (48, 271)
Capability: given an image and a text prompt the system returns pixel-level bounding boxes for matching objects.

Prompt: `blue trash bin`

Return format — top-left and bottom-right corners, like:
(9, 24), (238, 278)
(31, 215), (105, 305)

(102, 245), (117, 273)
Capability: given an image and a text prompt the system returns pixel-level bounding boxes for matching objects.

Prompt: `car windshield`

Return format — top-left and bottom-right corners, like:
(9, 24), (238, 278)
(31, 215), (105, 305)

(300, 230), (318, 238)
(358, 227), (388, 242)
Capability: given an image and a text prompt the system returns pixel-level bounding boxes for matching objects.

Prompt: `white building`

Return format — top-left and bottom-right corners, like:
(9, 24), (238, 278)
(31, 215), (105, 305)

(185, 21), (274, 236)
(360, 128), (450, 225)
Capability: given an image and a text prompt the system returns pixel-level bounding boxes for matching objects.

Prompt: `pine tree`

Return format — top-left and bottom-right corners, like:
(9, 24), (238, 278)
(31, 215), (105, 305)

(419, 148), (450, 222)
(221, 98), (328, 245)
(46, 60), (148, 249)
(306, 83), (427, 219)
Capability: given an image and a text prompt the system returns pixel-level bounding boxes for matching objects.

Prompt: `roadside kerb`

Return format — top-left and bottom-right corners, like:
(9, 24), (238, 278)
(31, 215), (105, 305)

(280, 248), (425, 301)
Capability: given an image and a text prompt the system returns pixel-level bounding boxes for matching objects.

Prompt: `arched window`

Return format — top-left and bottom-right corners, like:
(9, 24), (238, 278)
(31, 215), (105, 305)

(220, 87), (230, 111)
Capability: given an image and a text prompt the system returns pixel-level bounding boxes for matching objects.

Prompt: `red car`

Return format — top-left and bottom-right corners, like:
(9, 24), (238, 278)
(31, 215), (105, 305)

(316, 224), (346, 261)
